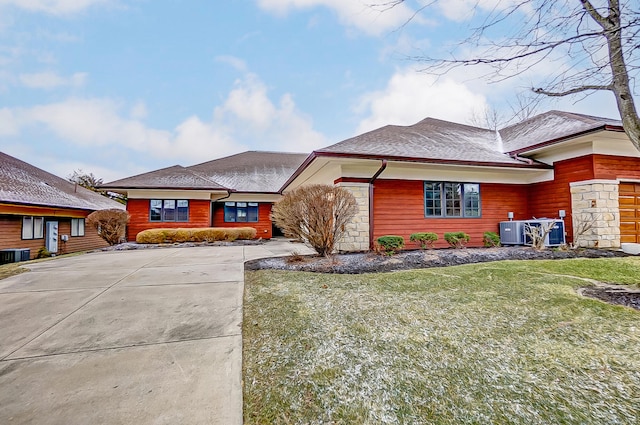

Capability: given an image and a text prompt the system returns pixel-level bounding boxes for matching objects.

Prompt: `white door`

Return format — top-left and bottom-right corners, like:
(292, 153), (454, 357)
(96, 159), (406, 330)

(46, 221), (59, 253)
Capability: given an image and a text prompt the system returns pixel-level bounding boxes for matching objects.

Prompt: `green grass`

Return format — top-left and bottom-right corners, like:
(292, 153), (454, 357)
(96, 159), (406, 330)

(243, 257), (640, 424)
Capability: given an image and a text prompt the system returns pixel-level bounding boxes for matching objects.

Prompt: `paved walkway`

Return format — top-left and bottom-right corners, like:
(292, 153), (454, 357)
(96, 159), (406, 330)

(0, 240), (314, 424)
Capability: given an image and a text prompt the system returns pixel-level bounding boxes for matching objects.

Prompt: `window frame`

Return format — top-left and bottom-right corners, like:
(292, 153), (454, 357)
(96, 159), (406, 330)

(223, 201), (259, 223)
(423, 182), (481, 218)
(22, 216), (44, 240)
(71, 218), (85, 237)
(149, 199), (189, 222)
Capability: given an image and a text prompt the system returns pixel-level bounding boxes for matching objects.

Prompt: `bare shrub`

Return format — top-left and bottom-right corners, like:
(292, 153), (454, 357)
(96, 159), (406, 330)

(271, 184), (358, 257)
(524, 222), (556, 250)
(571, 213), (600, 249)
(86, 209), (130, 245)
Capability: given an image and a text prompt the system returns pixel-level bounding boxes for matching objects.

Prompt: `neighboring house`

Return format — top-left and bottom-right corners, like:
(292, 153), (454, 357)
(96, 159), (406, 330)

(101, 151), (308, 241)
(0, 152), (125, 260)
(281, 111), (640, 251)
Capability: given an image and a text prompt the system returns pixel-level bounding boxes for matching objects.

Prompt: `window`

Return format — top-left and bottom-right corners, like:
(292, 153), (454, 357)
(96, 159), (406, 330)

(149, 199), (189, 222)
(71, 218), (85, 236)
(224, 202), (259, 222)
(22, 216), (44, 239)
(423, 182), (481, 218)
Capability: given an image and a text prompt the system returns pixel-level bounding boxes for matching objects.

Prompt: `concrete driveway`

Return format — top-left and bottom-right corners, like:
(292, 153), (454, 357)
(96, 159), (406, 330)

(0, 240), (313, 425)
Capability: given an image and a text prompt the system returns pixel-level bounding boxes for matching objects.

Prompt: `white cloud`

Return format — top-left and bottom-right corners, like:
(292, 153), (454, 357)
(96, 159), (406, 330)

(436, 0), (529, 22)
(215, 55), (248, 73)
(19, 71), (87, 89)
(0, 0), (109, 15)
(356, 68), (488, 133)
(2, 72), (328, 174)
(255, 0), (417, 36)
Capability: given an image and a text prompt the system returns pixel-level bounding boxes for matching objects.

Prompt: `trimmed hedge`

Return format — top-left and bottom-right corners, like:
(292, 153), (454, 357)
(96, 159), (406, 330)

(483, 231), (501, 247)
(376, 235), (405, 256)
(136, 227), (257, 244)
(409, 232), (438, 249)
(444, 232), (470, 249)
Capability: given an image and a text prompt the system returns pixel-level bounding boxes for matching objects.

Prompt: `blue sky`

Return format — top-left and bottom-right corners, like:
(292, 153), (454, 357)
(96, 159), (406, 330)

(0, 0), (623, 181)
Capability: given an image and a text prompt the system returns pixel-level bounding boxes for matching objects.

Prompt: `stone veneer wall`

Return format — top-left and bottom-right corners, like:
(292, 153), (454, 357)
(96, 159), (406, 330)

(335, 182), (370, 252)
(569, 179), (620, 248)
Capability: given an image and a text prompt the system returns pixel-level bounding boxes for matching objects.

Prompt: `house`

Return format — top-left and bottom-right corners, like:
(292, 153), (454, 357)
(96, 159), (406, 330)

(0, 152), (126, 260)
(281, 111), (640, 251)
(101, 151), (308, 241)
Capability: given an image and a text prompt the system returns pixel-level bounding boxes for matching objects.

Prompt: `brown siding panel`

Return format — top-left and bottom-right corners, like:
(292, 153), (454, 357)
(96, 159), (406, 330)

(372, 180), (530, 248)
(1, 211), (109, 259)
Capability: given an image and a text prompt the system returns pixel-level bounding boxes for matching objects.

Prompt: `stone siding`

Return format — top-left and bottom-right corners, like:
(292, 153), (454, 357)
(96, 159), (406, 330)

(569, 180), (620, 248)
(335, 182), (370, 252)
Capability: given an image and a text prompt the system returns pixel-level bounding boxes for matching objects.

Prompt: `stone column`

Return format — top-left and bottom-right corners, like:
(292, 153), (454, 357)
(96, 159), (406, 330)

(334, 182), (370, 252)
(569, 180), (620, 248)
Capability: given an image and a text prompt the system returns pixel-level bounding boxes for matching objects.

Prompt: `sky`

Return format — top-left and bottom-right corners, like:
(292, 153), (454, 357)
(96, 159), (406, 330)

(0, 0), (625, 182)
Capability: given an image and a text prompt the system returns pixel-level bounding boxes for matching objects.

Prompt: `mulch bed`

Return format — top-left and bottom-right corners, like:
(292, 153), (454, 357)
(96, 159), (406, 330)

(245, 246), (628, 274)
(246, 246), (640, 310)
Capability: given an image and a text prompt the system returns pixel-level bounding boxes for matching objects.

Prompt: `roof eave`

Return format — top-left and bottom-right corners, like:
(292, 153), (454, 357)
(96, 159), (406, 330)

(507, 125), (625, 156)
(312, 151), (552, 169)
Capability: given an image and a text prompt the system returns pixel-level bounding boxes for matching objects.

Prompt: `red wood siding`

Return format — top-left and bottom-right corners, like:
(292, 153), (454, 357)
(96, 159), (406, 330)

(1, 214), (108, 259)
(372, 180), (530, 248)
(529, 155), (596, 243)
(593, 154), (640, 180)
(126, 199), (211, 241)
(212, 203), (273, 239)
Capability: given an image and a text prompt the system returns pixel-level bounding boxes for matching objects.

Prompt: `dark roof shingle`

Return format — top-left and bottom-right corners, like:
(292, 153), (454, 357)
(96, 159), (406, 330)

(0, 152), (125, 211)
(188, 151), (308, 192)
(102, 165), (227, 190)
(317, 118), (532, 166)
(499, 110), (623, 153)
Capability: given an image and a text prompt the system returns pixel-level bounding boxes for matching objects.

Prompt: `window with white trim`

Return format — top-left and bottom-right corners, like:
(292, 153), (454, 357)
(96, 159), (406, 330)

(71, 218), (85, 236)
(22, 216), (44, 239)
(224, 202), (259, 222)
(424, 182), (481, 218)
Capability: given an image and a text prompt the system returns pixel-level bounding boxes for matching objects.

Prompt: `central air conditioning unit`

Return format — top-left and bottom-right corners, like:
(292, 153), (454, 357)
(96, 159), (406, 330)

(0, 248), (30, 264)
(499, 221), (526, 245)
(523, 219), (566, 247)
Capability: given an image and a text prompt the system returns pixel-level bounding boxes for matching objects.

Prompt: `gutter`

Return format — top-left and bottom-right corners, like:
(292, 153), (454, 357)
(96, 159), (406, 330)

(368, 159), (387, 250)
(510, 154), (533, 165)
(209, 189), (235, 226)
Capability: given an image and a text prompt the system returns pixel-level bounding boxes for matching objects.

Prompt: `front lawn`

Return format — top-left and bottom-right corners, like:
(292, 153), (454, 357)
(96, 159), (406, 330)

(243, 258), (640, 424)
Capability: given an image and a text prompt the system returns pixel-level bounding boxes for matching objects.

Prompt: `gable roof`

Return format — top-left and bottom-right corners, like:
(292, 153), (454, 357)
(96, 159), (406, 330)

(102, 165), (228, 191)
(500, 110), (624, 154)
(187, 151), (308, 193)
(0, 152), (125, 211)
(316, 118), (541, 167)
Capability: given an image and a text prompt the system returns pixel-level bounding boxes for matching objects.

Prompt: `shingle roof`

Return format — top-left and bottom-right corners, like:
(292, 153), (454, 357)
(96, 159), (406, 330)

(188, 151), (309, 192)
(0, 152), (125, 211)
(102, 165), (227, 190)
(317, 118), (535, 167)
(500, 110), (623, 154)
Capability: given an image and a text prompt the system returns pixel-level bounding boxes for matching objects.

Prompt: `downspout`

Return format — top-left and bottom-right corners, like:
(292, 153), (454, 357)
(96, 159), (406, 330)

(511, 154), (534, 165)
(211, 190), (234, 227)
(368, 160), (388, 250)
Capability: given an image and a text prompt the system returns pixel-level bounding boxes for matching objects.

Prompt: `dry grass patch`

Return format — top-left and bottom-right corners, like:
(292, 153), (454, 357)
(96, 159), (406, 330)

(243, 257), (640, 424)
(0, 263), (27, 280)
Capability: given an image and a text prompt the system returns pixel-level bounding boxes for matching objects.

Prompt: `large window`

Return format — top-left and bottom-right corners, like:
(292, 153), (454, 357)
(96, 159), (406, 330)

(22, 216), (44, 239)
(150, 199), (189, 222)
(424, 182), (481, 218)
(224, 202), (259, 222)
(71, 218), (85, 237)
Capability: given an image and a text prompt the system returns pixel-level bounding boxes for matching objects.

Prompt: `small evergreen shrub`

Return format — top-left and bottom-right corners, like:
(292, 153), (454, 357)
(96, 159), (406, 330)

(376, 235), (405, 255)
(409, 232), (438, 249)
(483, 231), (501, 247)
(36, 247), (52, 258)
(136, 227), (257, 244)
(444, 232), (470, 249)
